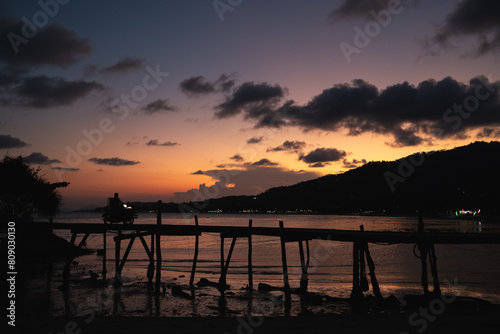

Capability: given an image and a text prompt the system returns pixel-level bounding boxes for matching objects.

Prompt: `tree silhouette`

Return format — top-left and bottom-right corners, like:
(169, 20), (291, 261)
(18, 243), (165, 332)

(0, 156), (69, 222)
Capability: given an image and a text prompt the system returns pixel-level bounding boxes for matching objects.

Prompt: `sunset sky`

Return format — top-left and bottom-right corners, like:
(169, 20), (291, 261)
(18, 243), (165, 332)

(1, 0), (500, 210)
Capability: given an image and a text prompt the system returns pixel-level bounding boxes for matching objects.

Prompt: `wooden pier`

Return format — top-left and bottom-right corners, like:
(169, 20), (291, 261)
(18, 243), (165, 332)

(28, 208), (500, 301)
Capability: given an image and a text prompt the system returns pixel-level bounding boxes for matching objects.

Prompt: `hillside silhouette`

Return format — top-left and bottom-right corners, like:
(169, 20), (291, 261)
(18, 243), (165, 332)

(128, 141), (500, 216)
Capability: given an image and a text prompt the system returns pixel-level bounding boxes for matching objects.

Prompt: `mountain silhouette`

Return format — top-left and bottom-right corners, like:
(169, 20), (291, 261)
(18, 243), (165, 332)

(119, 141), (500, 216)
(179, 141), (500, 216)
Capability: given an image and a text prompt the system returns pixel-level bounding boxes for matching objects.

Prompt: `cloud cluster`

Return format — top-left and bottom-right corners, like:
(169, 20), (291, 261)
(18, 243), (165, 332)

(141, 98), (178, 114)
(299, 148), (347, 168)
(267, 140), (306, 153)
(100, 57), (144, 74)
(430, 0), (500, 56)
(476, 127), (500, 139)
(14, 75), (104, 108)
(179, 74), (235, 97)
(146, 139), (179, 147)
(0, 18), (91, 67)
(88, 157), (140, 166)
(214, 81), (286, 121)
(215, 76), (500, 147)
(247, 136), (263, 144)
(0, 18), (107, 108)
(23, 152), (60, 165)
(230, 154), (244, 162)
(342, 158), (367, 169)
(0, 134), (28, 148)
(246, 158), (279, 167)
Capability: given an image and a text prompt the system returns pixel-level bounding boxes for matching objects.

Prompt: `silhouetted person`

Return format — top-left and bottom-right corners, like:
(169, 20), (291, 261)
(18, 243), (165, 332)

(104, 193), (135, 224)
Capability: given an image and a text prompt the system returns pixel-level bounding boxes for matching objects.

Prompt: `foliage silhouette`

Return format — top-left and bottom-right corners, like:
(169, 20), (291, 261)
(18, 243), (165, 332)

(0, 155), (69, 222)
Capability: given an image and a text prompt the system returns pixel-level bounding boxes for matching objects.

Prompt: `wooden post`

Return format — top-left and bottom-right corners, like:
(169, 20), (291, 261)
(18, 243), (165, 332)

(190, 215), (199, 288)
(147, 231), (155, 289)
(118, 237), (136, 272)
(155, 200), (162, 293)
(420, 243), (429, 295)
(418, 211), (429, 295)
(220, 235), (224, 283)
(219, 236), (237, 292)
(429, 244), (441, 295)
(48, 222), (53, 272)
(248, 219), (253, 291)
(102, 231), (107, 280)
(360, 226), (382, 299)
(298, 240), (308, 291)
(305, 240), (310, 269)
(351, 242), (362, 300)
(279, 221), (290, 293)
(115, 229), (121, 282)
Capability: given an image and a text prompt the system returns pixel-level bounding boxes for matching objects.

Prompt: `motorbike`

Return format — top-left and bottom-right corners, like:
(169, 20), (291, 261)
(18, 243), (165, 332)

(102, 203), (137, 224)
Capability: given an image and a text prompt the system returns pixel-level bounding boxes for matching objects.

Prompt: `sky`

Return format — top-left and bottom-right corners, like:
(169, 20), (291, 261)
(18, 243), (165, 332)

(1, 0), (500, 210)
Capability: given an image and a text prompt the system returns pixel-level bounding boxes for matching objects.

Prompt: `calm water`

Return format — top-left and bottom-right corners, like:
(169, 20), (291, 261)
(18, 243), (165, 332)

(51, 212), (500, 305)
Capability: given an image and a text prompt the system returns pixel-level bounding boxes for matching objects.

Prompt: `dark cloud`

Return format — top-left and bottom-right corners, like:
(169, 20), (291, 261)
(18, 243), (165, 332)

(0, 19), (91, 67)
(12, 75), (104, 108)
(430, 0), (500, 56)
(267, 140), (306, 153)
(247, 136), (263, 144)
(180, 75), (216, 95)
(342, 158), (367, 169)
(329, 0), (398, 22)
(214, 82), (286, 119)
(0, 134), (28, 148)
(223, 76), (500, 147)
(88, 157), (140, 166)
(179, 73), (235, 97)
(191, 170), (205, 175)
(0, 66), (26, 87)
(247, 158), (279, 167)
(146, 139), (179, 147)
(309, 162), (328, 168)
(100, 58), (144, 74)
(385, 126), (427, 148)
(216, 73), (236, 93)
(141, 99), (177, 114)
(476, 127), (500, 138)
(51, 166), (79, 172)
(23, 152), (60, 165)
(299, 148), (347, 164)
(230, 154), (244, 162)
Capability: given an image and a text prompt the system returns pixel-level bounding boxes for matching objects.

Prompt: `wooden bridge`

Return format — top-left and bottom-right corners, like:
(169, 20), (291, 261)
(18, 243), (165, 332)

(27, 201), (500, 302)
